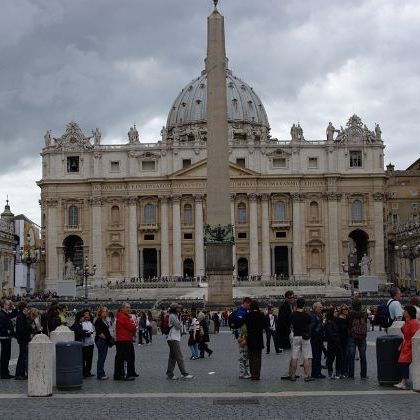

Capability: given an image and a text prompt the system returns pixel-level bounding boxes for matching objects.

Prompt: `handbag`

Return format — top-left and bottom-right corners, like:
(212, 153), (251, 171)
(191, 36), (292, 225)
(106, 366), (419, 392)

(237, 335), (247, 348)
(108, 336), (115, 348)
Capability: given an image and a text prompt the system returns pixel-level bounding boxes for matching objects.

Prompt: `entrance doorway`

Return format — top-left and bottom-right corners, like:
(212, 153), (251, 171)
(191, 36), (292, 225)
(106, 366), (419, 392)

(348, 229), (369, 276)
(143, 248), (157, 279)
(183, 258), (194, 278)
(274, 246), (289, 278)
(237, 257), (249, 280)
(63, 235), (83, 285)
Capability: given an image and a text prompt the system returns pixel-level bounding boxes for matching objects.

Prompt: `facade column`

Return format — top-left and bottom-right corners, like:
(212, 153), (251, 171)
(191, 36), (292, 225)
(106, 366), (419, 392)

(230, 194), (237, 277)
(261, 194), (271, 279)
(249, 193), (259, 276)
(172, 195), (182, 277)
(90, 197), (103, 281)
(291, 193), (303, 278)
(326, 192), (342, 285)
(160, 196), (170, 277)
(127, 196), (139, 278)
(194, 194), (205, 279)
(373, 192), (386, 278)
(46, 198), (59, 290)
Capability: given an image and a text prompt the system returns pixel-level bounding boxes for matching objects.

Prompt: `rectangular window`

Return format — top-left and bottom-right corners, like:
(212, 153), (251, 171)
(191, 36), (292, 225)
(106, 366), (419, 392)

(350, 151), (362, 168)
(276, 231), (287, 238)
(237, 232), (247, 239)
(273, 158), (287, 168)
(144, 234), (155, 240)
(391, 203), (399, 210)
(67, 156), (80, 173)
(183, 233), (193, 240)
(308, 157), (318, 169)
(110, 161), (120, 172)
(236, 158), (246, 168)
(182, 159), (191, 169)
(142, 161), (156, 171)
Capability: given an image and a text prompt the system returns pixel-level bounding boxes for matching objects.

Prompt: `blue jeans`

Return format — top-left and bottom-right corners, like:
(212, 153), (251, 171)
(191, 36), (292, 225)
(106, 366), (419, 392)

(95, 337), (108, 378)
(347, 338), (367, 378)
(311, 339), (323, 377)
(189, 343), (199, 358)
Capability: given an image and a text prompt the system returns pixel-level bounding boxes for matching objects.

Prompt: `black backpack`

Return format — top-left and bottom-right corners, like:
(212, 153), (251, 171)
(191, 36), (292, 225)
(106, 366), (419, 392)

(376, 299), (395, 329)
(228, 310), (245, 330)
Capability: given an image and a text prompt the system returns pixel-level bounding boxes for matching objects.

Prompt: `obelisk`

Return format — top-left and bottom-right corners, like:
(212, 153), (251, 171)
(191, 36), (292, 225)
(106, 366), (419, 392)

(204, 0), (234, 308)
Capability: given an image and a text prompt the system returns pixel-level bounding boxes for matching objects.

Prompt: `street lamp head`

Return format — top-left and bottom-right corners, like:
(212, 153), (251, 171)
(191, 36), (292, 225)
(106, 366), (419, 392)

(402, 244), (408, 250)
(394, 245), (399, 251)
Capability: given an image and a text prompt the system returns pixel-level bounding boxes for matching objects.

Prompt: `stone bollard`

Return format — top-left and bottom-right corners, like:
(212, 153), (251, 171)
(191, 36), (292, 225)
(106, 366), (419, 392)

(151, 321), (158, 336)
(387, 321), (404, 337)
(412, 330), (420, 392)
(50, 326), (75, 387)
(28, 334), (53, 397)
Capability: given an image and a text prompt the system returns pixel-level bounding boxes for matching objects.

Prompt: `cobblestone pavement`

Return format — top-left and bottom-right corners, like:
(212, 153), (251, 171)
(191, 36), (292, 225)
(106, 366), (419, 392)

(0, 394), (419, 420)
(1, 328), (419, 419)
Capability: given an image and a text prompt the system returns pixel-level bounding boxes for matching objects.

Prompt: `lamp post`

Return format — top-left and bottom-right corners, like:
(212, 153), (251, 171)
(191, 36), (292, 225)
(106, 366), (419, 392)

(82, 255), (96, 303)
(394, 240), (420, 295)
(14, 233), (45, 294)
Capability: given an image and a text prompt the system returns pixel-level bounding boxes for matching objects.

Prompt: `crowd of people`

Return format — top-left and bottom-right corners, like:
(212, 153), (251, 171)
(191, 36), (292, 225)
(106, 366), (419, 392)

(0, 287), (419, 388)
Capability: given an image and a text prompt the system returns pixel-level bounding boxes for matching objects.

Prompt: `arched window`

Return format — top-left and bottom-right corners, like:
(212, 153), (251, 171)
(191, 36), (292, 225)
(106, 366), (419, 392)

(111, 252), (121, 272)
(68, 206), (79, 227)
(111, 206), (120, 225)
(183, 204), (193, 225)
(351, 200), (363, 222)
(309, 201), (319, 222)
(237, 203), (247, 224)
(311, 249), (321, 268)
(143, 203), (156, 224)
(274, 201), (286, 222)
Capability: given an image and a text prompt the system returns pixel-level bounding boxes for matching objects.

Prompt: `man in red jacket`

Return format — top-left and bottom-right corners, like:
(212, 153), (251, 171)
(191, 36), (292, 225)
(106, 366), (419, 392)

(114, 302), (137, 381)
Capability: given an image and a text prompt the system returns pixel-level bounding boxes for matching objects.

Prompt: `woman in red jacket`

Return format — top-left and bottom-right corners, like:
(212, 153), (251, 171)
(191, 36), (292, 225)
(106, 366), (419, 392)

(394, 305), (420, 390)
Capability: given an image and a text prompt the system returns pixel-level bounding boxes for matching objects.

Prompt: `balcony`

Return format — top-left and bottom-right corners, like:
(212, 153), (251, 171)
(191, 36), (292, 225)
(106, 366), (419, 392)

(271, 219), (290, 228)
(139, 223), (159, 232)
(64, 224), (81, 232)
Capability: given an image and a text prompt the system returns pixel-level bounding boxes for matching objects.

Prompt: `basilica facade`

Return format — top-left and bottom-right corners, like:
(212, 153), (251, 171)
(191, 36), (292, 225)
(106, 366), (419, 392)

(38, 13), (387, 292)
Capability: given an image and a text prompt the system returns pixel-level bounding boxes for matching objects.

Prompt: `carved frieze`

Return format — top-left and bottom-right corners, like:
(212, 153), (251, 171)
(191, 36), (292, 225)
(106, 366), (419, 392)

(46, 198), (59, 207)
(372, 192), (385, 201)
(88, 196), (104, 206)
(54, 121), (93, 151)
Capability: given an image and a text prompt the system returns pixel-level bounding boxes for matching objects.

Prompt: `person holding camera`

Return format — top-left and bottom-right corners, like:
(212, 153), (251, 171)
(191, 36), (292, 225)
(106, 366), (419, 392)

(166, 302), (193, 380)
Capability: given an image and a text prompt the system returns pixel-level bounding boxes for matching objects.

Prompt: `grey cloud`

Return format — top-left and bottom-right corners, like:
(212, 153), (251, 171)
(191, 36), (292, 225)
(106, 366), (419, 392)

(0, 0), (419, 177)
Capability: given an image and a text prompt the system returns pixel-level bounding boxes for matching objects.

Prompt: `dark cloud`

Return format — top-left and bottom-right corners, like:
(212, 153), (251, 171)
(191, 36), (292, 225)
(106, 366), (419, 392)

(1, 0), (419, 221)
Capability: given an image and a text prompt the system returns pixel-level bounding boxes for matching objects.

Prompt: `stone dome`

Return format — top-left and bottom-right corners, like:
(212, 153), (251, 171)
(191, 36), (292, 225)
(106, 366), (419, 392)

(166, 69), (270, 130)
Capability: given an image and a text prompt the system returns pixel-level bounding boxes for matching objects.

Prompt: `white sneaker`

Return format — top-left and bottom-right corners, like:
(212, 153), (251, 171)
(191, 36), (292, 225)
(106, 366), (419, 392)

(181, 374), (194, 380)
(239, 374), (252, 379)
(167, 376), (179, 380)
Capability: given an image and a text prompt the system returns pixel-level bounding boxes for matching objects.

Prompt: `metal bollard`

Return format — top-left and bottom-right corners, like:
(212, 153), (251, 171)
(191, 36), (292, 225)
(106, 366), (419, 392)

(411, 330), (420, 392)
(50, 326), (75, 387)
(28, 334), (53, 397)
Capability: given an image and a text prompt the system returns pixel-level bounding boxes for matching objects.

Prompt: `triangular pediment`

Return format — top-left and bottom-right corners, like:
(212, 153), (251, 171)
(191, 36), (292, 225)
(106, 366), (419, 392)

(169, 159), (260, 179)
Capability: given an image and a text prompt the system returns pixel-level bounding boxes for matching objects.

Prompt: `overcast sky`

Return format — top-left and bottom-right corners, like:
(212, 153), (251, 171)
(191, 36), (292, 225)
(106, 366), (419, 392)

(1, 0), (419, 224)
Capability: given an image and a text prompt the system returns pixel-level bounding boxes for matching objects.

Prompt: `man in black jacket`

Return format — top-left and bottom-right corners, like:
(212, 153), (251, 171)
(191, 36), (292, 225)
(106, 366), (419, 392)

(265, 306), (281, 354)
(277, 291), (295, 350)
(0, 299), (18, 379)
(310, 302), (326, 379)
(15, 301), (33, 380)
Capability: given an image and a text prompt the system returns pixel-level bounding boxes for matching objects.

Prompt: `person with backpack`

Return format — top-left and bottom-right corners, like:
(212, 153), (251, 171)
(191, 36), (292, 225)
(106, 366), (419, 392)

(347, 298), (368, 379)
(376, 287), (404, 330)
(229, 297), (252, 379)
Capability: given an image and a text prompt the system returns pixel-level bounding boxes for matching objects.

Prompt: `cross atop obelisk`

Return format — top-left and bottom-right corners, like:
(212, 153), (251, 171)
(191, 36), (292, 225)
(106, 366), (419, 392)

(204, 0), (234, 308)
